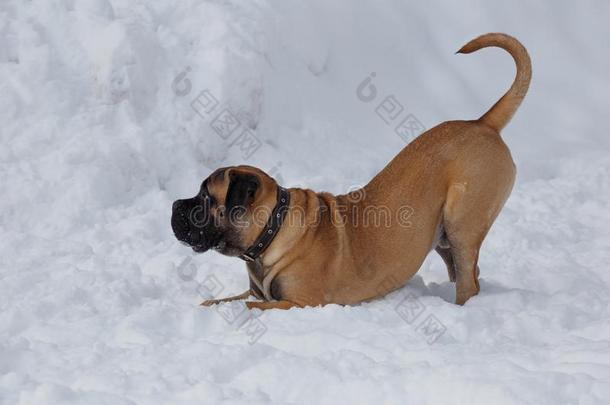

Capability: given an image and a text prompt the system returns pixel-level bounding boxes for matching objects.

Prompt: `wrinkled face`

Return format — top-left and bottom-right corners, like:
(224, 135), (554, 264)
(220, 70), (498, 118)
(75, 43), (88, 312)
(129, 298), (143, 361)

(171, 166), (278, 256)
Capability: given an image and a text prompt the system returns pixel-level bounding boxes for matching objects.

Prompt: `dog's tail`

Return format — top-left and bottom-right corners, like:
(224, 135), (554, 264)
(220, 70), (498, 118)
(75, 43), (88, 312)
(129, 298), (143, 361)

(457, 33), (531, 132)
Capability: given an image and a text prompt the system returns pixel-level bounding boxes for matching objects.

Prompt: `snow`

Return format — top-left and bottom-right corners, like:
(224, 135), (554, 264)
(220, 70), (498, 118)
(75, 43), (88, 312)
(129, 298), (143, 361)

(2, 0), (610, 404)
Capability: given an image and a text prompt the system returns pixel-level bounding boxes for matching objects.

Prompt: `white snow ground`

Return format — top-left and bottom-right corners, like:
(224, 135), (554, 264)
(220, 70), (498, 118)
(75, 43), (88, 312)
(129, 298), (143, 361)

(2, 0), (610, 404)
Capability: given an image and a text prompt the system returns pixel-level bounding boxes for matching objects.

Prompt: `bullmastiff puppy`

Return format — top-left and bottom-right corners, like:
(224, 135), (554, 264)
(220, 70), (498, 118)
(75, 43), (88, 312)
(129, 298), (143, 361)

(171, 33), (531, 310)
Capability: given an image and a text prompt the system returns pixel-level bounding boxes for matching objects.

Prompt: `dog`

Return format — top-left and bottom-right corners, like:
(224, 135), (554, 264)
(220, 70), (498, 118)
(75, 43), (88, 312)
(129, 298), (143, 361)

(171, 33), (531, 310)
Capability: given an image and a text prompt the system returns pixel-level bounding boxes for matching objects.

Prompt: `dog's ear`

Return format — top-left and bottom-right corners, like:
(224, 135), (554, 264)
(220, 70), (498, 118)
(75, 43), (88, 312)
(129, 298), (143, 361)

(225, 171), (260, 218)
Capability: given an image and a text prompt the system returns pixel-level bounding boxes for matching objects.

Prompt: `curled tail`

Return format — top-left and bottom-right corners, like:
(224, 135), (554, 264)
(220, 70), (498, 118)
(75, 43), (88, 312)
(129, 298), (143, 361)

(457, 33), (531, 132)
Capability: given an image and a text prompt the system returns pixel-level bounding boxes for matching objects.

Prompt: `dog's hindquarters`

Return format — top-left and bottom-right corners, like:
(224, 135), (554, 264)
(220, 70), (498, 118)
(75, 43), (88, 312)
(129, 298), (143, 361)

(436, 121), (516, 304)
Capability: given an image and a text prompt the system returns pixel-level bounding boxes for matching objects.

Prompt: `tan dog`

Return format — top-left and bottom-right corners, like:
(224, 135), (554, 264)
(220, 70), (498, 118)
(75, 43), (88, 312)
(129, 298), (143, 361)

(171, 33), (531, 310)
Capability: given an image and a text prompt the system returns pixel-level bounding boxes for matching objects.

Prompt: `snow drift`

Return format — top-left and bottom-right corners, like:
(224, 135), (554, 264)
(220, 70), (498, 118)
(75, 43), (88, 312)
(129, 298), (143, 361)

(1, 0), (610, 404)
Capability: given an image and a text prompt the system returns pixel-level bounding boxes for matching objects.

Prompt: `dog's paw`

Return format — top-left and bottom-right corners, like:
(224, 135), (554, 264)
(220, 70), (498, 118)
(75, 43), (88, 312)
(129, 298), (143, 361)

(199, 299), (220, 307)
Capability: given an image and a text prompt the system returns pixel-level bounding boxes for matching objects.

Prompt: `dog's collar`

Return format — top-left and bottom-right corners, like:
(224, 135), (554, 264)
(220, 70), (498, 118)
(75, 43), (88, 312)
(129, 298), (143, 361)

(239, 186), (290, 262)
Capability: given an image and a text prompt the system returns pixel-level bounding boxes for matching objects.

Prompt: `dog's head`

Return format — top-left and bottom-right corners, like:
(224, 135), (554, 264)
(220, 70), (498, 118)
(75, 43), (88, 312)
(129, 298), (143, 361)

(171, 165), (279, 256)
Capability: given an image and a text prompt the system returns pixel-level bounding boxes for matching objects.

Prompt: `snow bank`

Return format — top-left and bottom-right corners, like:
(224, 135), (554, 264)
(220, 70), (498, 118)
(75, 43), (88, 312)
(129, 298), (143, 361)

(1, 0), (610, 404)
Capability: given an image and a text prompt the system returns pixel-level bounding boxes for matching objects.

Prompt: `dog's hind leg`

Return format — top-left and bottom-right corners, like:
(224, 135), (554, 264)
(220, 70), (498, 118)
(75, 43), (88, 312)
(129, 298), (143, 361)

(451, 244), (482, 306)
(435, 240), (480, 283)
(441, 184), (499, 305)
(435, 231), (457, 282)
(435, 245), (456, 282)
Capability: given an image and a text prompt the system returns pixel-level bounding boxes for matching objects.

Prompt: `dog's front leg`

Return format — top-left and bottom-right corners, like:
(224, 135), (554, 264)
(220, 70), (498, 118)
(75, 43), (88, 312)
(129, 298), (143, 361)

(200, 290), (252, 306)
(246, 300), (299, 311)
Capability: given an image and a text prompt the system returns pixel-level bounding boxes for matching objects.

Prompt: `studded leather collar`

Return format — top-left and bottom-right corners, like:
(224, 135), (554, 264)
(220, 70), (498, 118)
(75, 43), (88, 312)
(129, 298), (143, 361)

(239, 186), (290, 262)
